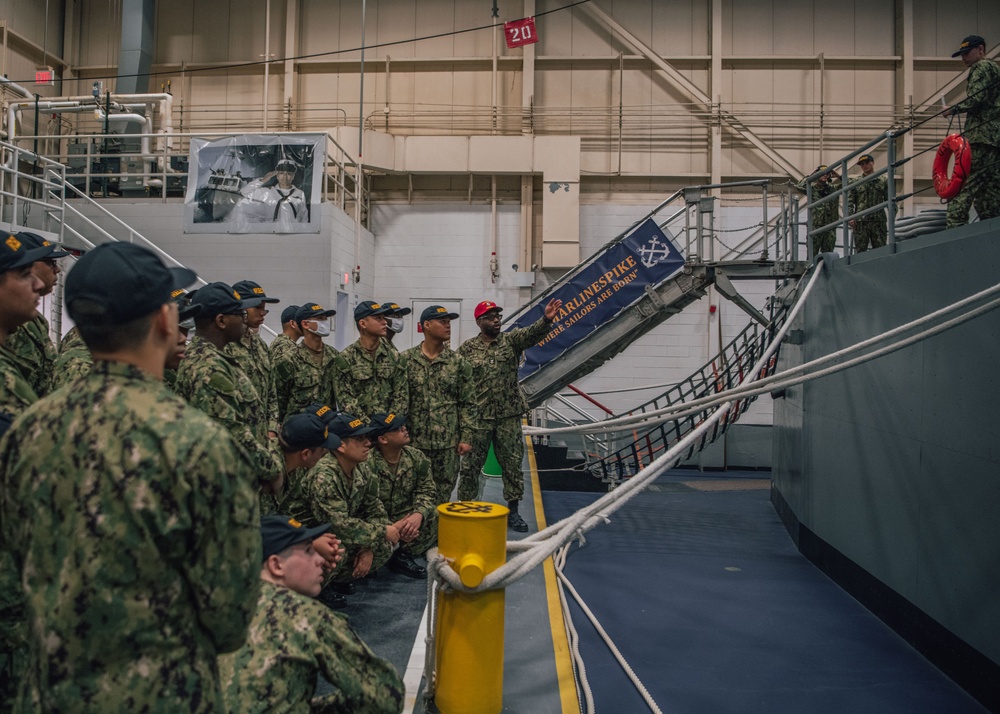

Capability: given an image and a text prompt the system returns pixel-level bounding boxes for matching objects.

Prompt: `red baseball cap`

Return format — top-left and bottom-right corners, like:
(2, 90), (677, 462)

(474, 301), (503, 319)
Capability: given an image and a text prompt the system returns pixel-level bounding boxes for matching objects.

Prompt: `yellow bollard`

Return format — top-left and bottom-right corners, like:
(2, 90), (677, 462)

(434, 501), (509, 714)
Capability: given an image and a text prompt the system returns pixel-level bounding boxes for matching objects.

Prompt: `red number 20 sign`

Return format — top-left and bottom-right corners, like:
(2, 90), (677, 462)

(504, 17), (538, 48)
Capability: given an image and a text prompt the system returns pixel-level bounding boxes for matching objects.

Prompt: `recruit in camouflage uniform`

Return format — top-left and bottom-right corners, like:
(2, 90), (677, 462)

(4, 314), (57, 397)
(0, 346), (39, 708)
(0, 343), (38, 416)
(0, 233), (52, 711)
(848, 154), (894, 253)
(796, 168), (842, 255)
(336, 341), (409, 419)
(400, 342), (475, 503)
(947, 35), (1000, 228)
(227, 280), (282, 433)
(284, 455), (394, 583)
(50, 325), (93, 390)
(226, 329), (280, 433)
(176, 335), (284, 485)
(3, 233), (68, 398)
(457, 303), (555, 506)
(269, 331), (298, 363)
(219, 580), (404, 714)
(368, 446), (439, 557)
(275, 342), (341, 423)
(0, 361), (263, 713)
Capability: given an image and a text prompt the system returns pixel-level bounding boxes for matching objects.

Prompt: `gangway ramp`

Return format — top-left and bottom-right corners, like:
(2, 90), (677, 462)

(507, 182), (809, 408)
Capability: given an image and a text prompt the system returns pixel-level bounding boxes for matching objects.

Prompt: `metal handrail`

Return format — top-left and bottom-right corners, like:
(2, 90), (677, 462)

(8, 130), (370, 223)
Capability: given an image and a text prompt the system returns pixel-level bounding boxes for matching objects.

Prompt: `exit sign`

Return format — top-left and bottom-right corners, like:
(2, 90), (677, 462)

(504, 17), (538, 49)
(34, 66), (55, 86)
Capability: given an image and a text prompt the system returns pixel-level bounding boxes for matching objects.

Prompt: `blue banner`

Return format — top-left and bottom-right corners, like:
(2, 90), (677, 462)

(512, 218), (686, 380)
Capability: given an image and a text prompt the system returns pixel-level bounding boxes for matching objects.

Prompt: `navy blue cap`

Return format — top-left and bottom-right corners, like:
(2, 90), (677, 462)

(190, 282), (259, 318)
(0, 232), (56, 274)
(368, 412), (407, 438)
(281, 305), (300, 323)
(234, 279), (280, 304)
(952, 35), (986, 57)
(420, 305), (460, 323)
(329, 412), (378, 439)
(65, 242), (196, 325)
(382, 302), (412, 316)
(354, 301), (392, 320)
(296, 303), (336, 322)
(281, 412), (341, 451)
(16, 232), (70, 258)
(301, 403), (336, 424)
(261, 515), (330, 560)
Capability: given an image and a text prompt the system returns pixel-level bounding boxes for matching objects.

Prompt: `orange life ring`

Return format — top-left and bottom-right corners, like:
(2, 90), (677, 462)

(932, 134), (971, 200)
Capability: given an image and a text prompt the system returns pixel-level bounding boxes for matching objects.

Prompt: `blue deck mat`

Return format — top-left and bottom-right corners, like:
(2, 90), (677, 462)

(543, 470), (987, 714)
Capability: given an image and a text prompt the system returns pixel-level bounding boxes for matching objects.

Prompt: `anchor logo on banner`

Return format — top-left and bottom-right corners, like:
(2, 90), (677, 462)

(638, 235), (673, 268)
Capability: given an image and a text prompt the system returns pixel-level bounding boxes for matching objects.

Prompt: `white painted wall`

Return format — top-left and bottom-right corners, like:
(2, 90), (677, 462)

(369, 200), (776, 425)
(63, 200), (375, 342)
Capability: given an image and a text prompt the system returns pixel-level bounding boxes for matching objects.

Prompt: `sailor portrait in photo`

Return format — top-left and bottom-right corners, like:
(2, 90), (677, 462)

(237, 158), (311, 226)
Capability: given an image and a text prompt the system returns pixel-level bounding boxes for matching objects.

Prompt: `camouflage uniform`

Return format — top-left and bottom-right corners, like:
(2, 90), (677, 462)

(269, 333), (299, 364)
(848, 174), (892, 252)
(274, 342), (341, 424)
(284, 454), (393, 582)
(457, 316), (551, 502)
(0, 344), (39, 711)
(51, 326), (93, 390)
(4, 314), (56, 396)
(948, 57), (1000, 227)
(368, 447), (439, 556)
(0, 360), (262, 713)
(335, 340), (409, 419)
(400, 345), (476, 502)
(796, 175), (842, 255)
(219, 580), (404, 714)
(0, 344), (39, 417)
(175, 335), (284, 486)
(226, 330), (279, 433)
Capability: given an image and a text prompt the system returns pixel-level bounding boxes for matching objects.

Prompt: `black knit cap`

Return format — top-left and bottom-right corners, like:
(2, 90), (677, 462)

(65, 242), (196, 325)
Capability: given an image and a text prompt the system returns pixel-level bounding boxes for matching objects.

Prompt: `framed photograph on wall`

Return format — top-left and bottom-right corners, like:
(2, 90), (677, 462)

(184, 134), (324, 234)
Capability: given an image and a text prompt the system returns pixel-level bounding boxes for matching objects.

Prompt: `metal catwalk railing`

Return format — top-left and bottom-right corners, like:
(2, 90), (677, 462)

(578, 287), (790, 486)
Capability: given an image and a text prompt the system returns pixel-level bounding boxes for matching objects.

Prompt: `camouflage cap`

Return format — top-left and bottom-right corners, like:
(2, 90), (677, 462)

(281, 412), (341, 451)
(0, 232), (56, 274)
(261, 515), (330, 560)
(65, 242), (196, 325)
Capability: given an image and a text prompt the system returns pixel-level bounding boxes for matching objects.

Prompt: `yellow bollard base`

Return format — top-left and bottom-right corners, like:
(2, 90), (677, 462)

(435, 501), (509, 714)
